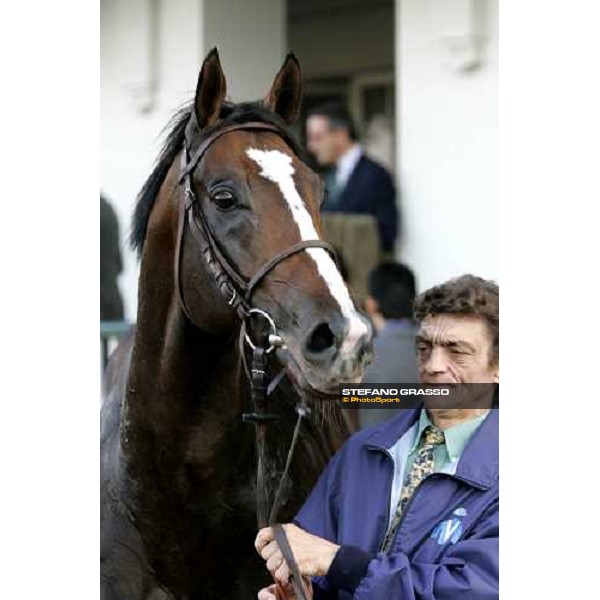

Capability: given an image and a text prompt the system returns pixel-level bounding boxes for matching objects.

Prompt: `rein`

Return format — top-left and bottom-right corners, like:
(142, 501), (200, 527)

(176, 120), (331, 600)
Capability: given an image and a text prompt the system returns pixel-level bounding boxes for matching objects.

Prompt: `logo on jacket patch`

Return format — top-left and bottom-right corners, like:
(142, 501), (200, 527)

(430, 507), (467, 545)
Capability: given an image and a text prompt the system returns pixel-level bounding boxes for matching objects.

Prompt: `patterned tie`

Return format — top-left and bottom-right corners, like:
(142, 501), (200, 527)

(380, 425), (446, 552)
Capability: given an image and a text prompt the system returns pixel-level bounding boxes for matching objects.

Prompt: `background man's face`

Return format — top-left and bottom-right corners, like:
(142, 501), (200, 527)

(306, 115), (345, 167)
(416, 313), (498, 385)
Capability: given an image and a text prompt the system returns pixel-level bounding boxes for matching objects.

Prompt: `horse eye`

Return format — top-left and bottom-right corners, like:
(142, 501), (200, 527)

(212, 190), (237, 211)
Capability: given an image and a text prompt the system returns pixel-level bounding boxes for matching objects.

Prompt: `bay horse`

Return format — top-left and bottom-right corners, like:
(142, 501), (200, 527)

(100, 49), (372, 600)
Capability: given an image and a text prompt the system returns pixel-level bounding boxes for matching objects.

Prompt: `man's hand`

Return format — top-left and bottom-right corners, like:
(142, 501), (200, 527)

(255, 523), (340, 585)
(257, 578), (313, 600)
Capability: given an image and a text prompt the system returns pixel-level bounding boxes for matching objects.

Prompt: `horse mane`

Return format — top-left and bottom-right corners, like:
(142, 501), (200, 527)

(130, 100), (308, 257)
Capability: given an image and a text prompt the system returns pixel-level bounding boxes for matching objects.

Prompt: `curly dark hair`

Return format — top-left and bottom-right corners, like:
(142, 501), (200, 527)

(413, 274), (499, 365)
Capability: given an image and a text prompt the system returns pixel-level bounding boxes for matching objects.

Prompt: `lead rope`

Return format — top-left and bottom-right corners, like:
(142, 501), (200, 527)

(240, 325), (309, 600)
(270, 403), (310, 600)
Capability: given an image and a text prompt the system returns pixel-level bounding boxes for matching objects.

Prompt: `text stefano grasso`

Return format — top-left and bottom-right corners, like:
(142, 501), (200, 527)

(341, 387), (451, 396)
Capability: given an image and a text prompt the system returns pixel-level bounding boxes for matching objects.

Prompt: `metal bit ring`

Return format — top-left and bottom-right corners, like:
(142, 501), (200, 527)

(244, 308), (281, 353)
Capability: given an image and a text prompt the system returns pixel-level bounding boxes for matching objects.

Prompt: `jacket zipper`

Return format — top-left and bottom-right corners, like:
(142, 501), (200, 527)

(376, 448), (394, 552)
(379, 473), (447, 553)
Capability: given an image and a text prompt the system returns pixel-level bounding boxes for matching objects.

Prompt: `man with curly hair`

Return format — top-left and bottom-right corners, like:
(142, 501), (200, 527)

(256, 274), (499, 600)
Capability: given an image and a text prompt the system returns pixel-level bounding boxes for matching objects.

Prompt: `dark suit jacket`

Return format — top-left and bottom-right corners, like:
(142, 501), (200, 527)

(322, 155), (399, 252)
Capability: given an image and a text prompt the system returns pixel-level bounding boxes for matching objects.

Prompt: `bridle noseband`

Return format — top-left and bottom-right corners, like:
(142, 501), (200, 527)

(175, 120), (334, 600)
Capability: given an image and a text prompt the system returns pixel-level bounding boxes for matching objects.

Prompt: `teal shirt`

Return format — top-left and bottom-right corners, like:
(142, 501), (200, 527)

(386, 409), (489, 526)
(406, 409), (489, 474)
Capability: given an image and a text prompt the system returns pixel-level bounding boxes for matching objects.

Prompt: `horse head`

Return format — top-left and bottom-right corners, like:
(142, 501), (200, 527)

(147, 49), (373, 397)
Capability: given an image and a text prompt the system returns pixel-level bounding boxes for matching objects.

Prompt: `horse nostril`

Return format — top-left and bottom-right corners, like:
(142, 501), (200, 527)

(305, 322), (336, 356)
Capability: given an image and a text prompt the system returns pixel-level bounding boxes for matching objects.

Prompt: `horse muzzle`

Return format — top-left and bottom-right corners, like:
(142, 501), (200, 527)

(280, 311), (373, 395)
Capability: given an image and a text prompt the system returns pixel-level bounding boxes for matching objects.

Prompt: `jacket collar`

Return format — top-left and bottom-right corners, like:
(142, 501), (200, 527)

(364, 407), (499, 490)
(335, 154), (368, 203)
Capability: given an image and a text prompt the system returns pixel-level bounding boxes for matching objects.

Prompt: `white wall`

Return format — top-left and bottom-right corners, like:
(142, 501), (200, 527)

(101, 0), (205, 320)
(396, 0), (498, 291)
(101, 0), (285, 320)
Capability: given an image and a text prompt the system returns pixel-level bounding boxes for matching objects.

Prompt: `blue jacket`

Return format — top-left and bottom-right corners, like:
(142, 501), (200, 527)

(322, 155), (398, 252)
(294, 408), (499, 600)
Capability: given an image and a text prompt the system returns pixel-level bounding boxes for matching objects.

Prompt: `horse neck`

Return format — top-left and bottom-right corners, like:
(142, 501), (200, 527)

(122, 177), (246, 481)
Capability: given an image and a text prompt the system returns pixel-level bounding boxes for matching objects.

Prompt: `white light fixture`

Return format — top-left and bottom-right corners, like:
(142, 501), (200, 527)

(438, 0), (488, 74)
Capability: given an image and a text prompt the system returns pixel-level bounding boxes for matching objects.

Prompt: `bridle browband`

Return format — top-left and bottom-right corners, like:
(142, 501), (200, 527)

(175, 119), (332, 600)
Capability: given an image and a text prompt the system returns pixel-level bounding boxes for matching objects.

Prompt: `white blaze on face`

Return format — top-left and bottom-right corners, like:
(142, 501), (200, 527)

(246, 148), (368, 357)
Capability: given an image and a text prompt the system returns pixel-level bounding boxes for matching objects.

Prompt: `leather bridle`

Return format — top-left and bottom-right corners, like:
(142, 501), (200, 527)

(175, 120), (336, 326)
(176, 120), (333, 599)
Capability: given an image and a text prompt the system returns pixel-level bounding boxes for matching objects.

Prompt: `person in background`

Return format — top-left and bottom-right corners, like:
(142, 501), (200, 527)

(359, 262), (419, 429)
(100, 194), (124, 321)
(305, 103), (399, 254)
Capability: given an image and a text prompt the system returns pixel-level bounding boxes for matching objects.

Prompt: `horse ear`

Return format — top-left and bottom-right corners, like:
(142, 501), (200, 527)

(264, 52), (303, 125)
(194, 48), (227, 129)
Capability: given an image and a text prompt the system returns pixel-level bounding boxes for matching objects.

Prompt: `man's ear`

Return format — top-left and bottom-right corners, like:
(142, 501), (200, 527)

(264, 52), (302, 125)
(493, 370), (499, 384)
(365, 296), (379, 318)
(194, 48), (227, 129)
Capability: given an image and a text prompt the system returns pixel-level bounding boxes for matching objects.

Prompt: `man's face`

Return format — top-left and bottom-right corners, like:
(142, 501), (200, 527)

(306, 115), (345, 167)
(416, 313), (499, 385)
